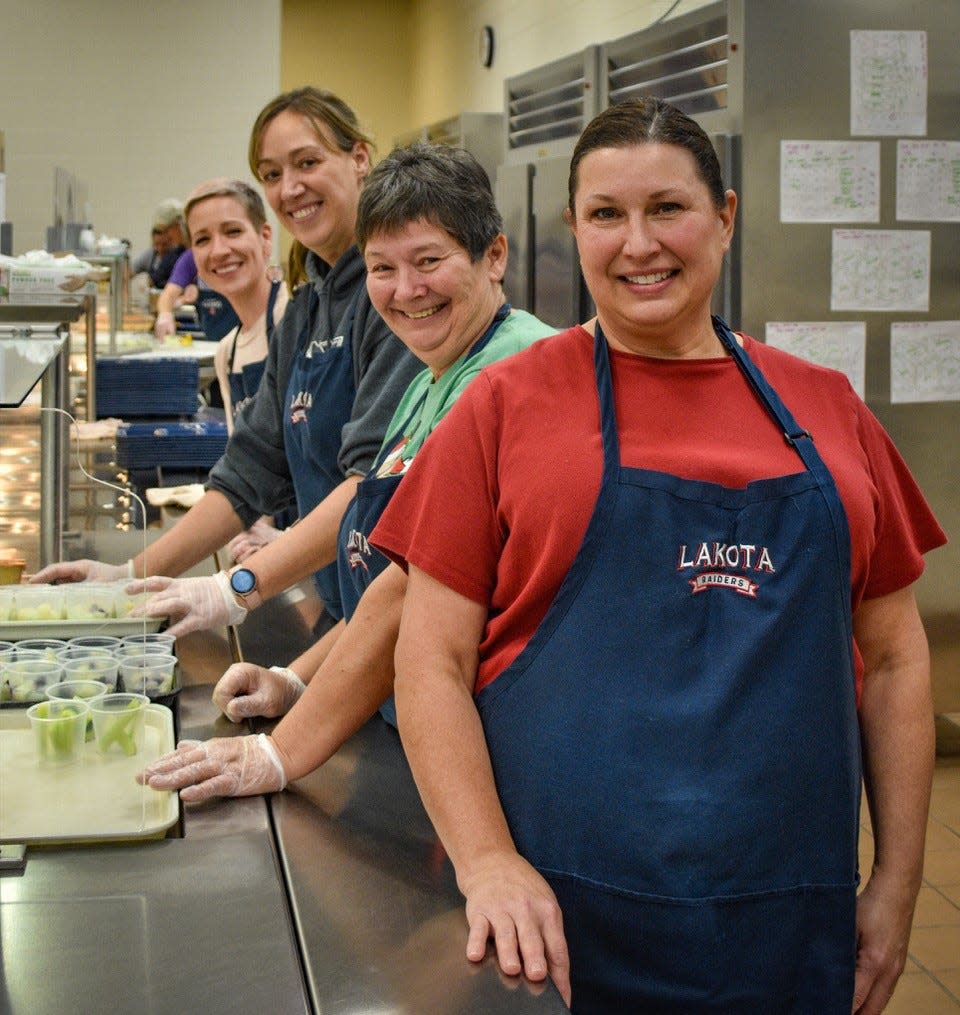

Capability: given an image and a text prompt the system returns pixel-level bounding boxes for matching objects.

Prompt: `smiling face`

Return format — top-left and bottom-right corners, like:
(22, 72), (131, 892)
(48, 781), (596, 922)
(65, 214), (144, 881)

(187, 195), (271, 299)
(364, 218), (507, 378)
(568, 142), (736, 358)
(255, 109), (369, 267)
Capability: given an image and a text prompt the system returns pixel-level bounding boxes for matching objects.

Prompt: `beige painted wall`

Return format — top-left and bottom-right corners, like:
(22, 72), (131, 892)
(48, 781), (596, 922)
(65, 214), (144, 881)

(280, 0), (712, 151)
(0, 0), (281, 255)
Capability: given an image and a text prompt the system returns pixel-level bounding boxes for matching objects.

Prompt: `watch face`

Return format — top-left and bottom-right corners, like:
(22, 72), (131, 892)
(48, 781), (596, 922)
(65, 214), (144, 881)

(230, 568), (257, 595)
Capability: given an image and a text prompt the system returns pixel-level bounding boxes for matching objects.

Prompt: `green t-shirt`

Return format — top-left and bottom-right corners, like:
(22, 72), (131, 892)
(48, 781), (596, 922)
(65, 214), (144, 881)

(371, 308), (556, 479)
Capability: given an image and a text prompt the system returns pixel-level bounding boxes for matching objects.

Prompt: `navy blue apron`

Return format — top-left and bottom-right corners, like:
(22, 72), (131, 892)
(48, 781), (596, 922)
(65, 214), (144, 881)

(476, 317), (861, 1013)
(196, 283), (240, 342)
(339, 304), (512, 725)
(227, 279), (282, 420)
(282, 284), (361, 620)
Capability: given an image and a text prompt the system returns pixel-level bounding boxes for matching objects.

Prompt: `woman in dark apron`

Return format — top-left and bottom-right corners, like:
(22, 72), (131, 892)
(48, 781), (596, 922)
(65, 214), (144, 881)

(376, 99), (945, 1012)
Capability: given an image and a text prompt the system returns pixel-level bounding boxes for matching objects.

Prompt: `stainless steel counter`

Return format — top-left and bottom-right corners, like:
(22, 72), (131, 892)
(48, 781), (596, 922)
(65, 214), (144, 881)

(1, 527), (569, 1013)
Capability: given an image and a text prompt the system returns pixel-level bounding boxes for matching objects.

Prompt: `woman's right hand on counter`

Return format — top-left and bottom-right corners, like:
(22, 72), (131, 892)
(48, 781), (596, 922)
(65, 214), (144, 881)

(153, 310), (176, 340)
(30, 558), (133, 584)
(212, 662), (306, 722)
(136, 733), (286, 801)
(460, 851), (572, 1007)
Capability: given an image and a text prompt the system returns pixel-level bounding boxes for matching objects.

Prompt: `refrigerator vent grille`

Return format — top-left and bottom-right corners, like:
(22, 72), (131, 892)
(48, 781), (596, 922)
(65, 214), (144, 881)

(506, 49), (599, 151)
(604, 11), (729, 116)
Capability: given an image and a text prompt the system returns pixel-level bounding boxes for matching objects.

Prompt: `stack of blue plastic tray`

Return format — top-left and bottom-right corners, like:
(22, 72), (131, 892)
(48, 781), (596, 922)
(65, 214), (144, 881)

(96, 357), (199, 418)
(116, 416), (229, 471)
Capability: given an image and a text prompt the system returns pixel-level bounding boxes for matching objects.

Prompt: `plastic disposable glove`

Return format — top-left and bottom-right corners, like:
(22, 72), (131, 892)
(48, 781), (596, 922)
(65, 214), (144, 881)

(128, 571), (246, 638)
(227, 518), (283, 564)
(30, 558), (134, 584)
(212, 662), (306, 722)
(137, 734), (286, 802)
(153, 311), (176, 340)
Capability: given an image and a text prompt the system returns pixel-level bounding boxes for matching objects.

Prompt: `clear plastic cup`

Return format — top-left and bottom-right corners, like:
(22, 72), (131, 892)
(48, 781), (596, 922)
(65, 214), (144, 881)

(89, 692), (149, 757)
(118, 652), (177, 696)
(0, 640), (14, 702)
(62, 583), (118, 621)
(13, 586), (65, 622)
(6, 658), (64, 702)
(120, 632), (176, 651)
(15, 638), (68, 662)
(0, 588), (15, 621)
(46, 679), (108, 741)
(60, 654), (120, 691)
(27, 698), (90, 765)
(115, 641), (173, 658)
(112, 584), (146, 618)
(46, 678), (109, 701)
(68, 635), (123, 651)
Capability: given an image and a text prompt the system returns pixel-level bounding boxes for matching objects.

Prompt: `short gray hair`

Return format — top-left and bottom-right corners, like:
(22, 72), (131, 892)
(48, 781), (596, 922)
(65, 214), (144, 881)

(356, 141), (502, 262)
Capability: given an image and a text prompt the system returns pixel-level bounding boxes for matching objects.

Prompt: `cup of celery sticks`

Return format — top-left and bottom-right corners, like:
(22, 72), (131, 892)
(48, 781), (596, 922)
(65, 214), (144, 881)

(89, 693), (149, 757)
(27, 698), (90, 765)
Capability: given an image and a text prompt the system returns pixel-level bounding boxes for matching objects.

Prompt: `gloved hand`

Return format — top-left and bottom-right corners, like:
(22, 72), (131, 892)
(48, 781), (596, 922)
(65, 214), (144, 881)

(153, 311), (176, 340)
(30, 558), (134, 584)
(137, 734), (286, 802)
(227, 518), (283, 564)
(127, 571), (246, 638)
(212, 662), (306, 722)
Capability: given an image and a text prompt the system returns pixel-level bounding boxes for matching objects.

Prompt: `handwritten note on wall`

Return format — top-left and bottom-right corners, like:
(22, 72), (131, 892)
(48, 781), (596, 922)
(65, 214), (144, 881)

(765, 322), (866, 398)
(831, 229), (930, 312)
(890, 322), (960, 403)
(896, 140), (960, 221)
(781, 141), (880, 222)
(850, 30), (927, 136)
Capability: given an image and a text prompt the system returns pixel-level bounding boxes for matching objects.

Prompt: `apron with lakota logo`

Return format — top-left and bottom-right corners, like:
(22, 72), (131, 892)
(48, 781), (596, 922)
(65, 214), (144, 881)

(282, 285), (361, 619)
(476, 318), (861, 1013)
(339, 304), (512, 723)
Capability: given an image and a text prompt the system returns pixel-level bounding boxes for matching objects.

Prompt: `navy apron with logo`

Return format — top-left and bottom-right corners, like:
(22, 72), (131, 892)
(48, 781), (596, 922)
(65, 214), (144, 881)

(196, 283), (240, 342)
(339, 304), (512, 724)
(282, 285), (361, 620)
(476, 318), (861, 1013)
(227, 279), (282, 419)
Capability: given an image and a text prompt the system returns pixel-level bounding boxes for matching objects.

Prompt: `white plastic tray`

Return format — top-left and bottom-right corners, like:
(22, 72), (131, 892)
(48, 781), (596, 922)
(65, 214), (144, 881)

(0, 703), (178, 844)
(0, 616), (162, 641)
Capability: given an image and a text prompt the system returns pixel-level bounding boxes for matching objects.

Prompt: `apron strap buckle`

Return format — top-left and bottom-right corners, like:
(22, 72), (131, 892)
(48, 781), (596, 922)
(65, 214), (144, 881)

(784, 427), (812, 447)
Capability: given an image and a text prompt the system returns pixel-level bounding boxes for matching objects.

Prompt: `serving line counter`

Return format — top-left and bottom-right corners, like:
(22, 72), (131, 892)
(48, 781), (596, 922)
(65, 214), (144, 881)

(1, 529), (569, 1014)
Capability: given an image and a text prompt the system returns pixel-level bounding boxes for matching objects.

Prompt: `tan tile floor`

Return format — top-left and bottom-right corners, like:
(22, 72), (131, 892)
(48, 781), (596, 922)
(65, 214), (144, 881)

(864, 756), (960, 1012)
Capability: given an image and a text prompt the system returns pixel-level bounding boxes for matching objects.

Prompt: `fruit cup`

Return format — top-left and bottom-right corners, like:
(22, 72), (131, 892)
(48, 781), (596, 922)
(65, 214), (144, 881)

(89, 693), (149, 757)
(27, 698), (90, 765)
(118, 653), (177, 696)
(6, 658), (64, 703)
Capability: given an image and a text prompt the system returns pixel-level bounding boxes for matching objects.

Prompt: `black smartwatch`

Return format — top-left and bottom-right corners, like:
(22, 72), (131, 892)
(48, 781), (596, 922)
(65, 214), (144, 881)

(228, 566), (262, 609)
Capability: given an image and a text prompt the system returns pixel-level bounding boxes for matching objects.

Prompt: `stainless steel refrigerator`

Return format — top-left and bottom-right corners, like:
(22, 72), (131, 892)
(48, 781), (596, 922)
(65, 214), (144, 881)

(496, 0), (959, 721)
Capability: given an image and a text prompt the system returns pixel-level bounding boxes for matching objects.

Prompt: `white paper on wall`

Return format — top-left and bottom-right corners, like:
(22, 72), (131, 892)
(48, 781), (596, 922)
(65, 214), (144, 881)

(896, 140), (960, 221)
(831, 229), (930, 312)
(850, 30), (927, 137)
(780, 141), (880, 223)
(890, 321), (960, 404)
(765, 321), (867, 399)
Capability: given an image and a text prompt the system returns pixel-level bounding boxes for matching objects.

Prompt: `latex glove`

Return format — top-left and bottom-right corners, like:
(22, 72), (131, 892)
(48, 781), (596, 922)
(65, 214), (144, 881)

(212, 662), (306, 722)
(137, 734), (286, 802)
(128, 571), (246, 638)
(228, 518), (283, 564)
(153, 310), (176, 340)
(30, 558), (133, 584)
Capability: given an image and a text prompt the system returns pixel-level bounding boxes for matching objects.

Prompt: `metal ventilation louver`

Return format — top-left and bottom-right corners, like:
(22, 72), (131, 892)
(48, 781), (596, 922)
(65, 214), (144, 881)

(505, 48), (600, 154)
(602, 6), (729, 117)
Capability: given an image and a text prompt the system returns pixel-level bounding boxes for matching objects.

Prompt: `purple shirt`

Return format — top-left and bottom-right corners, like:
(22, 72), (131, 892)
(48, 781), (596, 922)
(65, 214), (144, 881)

(168, 248), (196, 289)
